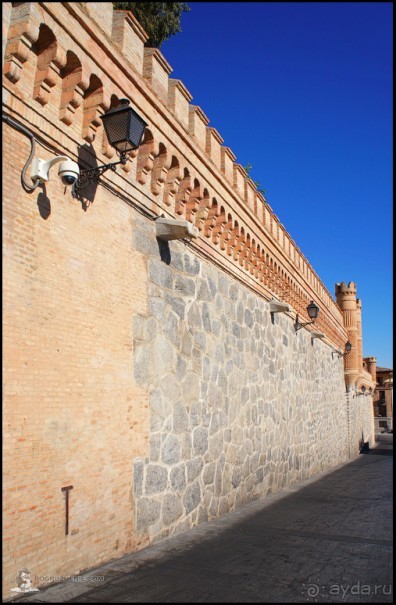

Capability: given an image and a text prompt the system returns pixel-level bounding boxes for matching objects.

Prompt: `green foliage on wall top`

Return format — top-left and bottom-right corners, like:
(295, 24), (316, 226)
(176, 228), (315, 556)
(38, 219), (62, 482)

(113, 2), (190, 48)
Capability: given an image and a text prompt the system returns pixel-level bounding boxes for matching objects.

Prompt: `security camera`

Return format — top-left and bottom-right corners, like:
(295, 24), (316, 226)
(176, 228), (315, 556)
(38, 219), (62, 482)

(58, 159), (80, 186)
(31, 155), (80, 187)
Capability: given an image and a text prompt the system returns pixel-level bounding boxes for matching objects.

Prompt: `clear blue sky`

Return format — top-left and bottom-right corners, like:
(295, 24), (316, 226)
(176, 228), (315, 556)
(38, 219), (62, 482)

(161, 2), (393, 368)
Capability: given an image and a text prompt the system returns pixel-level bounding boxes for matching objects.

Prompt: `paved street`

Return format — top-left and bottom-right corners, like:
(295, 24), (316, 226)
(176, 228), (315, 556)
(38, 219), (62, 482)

(12, 435), (393, 603)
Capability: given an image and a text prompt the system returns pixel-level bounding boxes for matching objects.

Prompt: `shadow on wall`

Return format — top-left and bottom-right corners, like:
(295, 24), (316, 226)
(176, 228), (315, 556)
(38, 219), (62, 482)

(73, 143), (99, 210)
(37, 185), (51, 220)
(157, 238), (171, 265)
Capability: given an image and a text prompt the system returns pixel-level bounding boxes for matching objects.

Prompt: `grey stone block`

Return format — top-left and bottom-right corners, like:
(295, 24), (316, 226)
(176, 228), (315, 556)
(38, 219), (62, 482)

(170, 464), (186, 491)
(182, 373), (200, 405)
(161, 434), (181, 465)
(173, 401), (190, 432)
(184, 254), (200, 275)
(193, 427), (209, 456)
(145, 464), (168, 494)
(218, 274), (229, 296)
(134, 228), (158, 257)
(232, 322), (241, 338)
(190, 401), (200, 427)
(181, 330), (193, 357)
(241, 386), (250, 405)
(244, 308), (254, 328)
(152, 334), (177, 376)
(164, 311), (180, 348)
(176, 355), (187, 381)
(187, 302), (201, 326)
(207, 276), (217, 298)
(186, 457), (204, 482)
(183, 482), (201, 514)
(209, 431), (224, 459)
(194, 330), (206, 350)
(148, 297), (167, 320)
(231, 467), (241, 487)
(166, 295), (186, 319)
(202, 303), (211, 331)
(134, 344), (153, 385)
(198, 280), (211, 301)
(197, 505), (208, 524)
(135, 213), (154, 234)
(214, 464), (223, 496)
(149, 258), (173, 289)
(236, 302), (244, 324)
(162, 493), (183, 525)
(229, 284), (238, 300)
(203, 462), (216, 485)
(169, 250), (184, 272)
(136, 497), (161, 531)
(133, 459), (144, 496)
(149, 433), (161, 462)
(175, 275), (196, 297)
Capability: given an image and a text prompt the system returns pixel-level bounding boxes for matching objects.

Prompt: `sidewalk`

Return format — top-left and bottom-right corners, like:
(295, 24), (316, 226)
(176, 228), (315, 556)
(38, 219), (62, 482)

(10, 435), (393, 603)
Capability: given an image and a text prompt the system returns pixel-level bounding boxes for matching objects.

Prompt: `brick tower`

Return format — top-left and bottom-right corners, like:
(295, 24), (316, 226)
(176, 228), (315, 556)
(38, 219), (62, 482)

(365, 356), (377, 383)
(335, 282), (359, 391)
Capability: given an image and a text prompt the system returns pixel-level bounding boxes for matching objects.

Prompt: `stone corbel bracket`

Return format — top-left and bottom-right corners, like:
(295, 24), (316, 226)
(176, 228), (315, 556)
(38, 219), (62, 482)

(155, 218), (199, 241)
(269, 300), (292, 314)
(311, 331), (325, 340)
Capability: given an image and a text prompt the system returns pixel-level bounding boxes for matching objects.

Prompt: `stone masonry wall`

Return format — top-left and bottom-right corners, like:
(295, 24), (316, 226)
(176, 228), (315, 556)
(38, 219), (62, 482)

(347, 393), (376, 454)
(131, 214), (350, 541)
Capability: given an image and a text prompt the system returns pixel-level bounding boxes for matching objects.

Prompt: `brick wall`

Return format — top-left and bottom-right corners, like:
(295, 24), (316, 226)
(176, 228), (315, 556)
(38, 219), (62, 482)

(3, 121), (150, 592)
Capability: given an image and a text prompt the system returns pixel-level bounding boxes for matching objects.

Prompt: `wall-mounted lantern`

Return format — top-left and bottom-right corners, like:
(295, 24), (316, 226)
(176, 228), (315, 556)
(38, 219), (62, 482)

(294, 301), (319, 332)
(73, 99), (147, 194)
(332, 340), (352, 359)
(101, 98), (147, 156)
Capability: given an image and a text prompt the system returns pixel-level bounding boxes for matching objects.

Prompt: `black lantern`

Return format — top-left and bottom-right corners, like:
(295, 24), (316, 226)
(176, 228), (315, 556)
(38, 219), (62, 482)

(73, 99), (147, 196)
(307, 300), (320, 320)
(332, 340), (352, 359)
(295, 301), (320, 332)
(101, 99), (147, 157)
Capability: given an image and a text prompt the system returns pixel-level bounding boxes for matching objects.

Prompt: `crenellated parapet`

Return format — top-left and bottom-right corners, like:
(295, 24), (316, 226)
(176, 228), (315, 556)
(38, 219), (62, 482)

(2, 1), (348, 348)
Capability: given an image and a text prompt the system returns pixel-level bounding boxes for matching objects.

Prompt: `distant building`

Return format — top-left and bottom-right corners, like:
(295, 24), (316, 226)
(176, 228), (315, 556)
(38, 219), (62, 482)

(363, 358), (393, 432)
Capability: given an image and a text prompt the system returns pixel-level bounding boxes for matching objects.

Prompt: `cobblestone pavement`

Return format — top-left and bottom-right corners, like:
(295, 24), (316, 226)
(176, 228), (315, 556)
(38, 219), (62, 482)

(11, 435), (393, 603)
